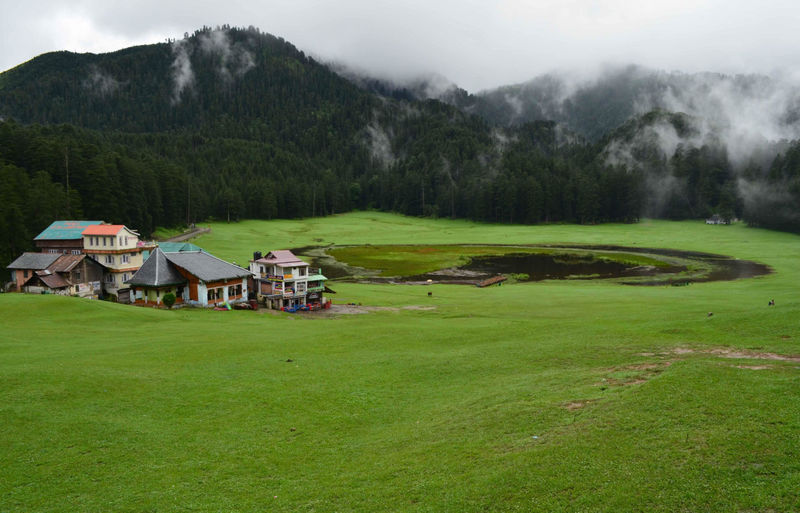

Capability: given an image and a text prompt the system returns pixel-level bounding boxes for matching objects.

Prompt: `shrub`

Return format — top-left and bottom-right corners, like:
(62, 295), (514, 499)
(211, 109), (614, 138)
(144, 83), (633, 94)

(163, 292), (176, 309)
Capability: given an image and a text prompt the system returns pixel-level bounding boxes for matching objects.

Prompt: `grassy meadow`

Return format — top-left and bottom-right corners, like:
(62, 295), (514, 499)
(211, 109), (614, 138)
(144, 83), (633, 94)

(2, 212), (799, 512)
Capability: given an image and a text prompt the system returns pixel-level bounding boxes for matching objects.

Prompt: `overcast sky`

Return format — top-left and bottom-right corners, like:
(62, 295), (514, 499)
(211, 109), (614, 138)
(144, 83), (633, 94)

(3, 0), (800, 92)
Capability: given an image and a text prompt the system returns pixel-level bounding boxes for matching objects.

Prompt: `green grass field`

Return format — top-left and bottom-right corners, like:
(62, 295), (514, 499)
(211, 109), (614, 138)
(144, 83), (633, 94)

(2, 212), (799, 512)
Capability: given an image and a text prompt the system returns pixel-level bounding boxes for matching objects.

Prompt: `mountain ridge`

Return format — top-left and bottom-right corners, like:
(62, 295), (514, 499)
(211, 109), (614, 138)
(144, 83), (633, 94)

(0, 26), (798, 269)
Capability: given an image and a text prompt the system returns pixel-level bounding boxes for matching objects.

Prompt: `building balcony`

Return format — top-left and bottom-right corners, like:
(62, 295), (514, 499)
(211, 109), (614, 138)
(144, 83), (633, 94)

(262, 273), (315, 282)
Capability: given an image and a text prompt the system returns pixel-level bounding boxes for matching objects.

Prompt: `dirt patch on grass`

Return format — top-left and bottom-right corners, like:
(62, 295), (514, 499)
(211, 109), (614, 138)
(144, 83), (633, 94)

(735, 365), (773, 370)
(671, 347), (800, 362)
(563, 400), (597, 411)
(313, 304), (437, 316)
(626, 362), (670, 371)
(597, 361), (671, 388)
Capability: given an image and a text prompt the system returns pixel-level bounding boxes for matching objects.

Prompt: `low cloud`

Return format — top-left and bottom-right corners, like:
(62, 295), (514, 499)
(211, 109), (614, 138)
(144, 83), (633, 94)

(169, 28), (256, 104)
(170, 39), (194, 104)
(197, 29), (255, 81)
(83, 65), (121, 96)
(364, 122), (396, 167)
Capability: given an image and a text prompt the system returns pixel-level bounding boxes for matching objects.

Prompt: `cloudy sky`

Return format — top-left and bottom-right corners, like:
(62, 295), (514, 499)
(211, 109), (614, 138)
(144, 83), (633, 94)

(3, 0), (800, 91)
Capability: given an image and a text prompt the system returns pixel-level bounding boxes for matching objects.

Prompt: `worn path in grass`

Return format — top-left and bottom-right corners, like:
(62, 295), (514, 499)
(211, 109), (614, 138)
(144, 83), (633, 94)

(2, 213), (799, 512)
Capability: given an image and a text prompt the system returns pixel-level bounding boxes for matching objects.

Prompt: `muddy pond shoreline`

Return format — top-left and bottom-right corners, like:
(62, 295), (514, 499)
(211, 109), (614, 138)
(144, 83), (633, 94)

(293, 244), (772, 286)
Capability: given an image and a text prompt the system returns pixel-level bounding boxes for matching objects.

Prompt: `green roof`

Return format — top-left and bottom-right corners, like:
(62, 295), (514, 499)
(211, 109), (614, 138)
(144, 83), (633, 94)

(158, 242), (203, 253)
(34, 220), (103, 240)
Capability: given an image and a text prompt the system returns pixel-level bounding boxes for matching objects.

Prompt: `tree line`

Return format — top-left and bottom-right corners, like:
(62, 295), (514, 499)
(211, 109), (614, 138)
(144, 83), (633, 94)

(1, 27), (799, 270)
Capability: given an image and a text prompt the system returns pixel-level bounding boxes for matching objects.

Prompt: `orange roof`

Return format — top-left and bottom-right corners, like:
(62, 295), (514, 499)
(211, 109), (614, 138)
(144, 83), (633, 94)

(82, 225), (125, 236)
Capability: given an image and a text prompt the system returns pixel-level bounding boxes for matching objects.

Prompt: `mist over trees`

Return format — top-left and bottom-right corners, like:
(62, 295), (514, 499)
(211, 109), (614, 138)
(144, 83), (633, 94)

(1, 26), (799, 267)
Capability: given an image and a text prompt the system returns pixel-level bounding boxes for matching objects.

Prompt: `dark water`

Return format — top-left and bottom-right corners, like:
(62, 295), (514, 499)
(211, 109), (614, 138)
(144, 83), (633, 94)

(465, 253), (644, 281)
(296, 245), (772, 286)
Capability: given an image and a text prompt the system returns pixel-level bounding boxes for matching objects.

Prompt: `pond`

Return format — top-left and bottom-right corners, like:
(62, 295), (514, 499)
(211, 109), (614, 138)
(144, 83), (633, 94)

(295, 244), (772, 286)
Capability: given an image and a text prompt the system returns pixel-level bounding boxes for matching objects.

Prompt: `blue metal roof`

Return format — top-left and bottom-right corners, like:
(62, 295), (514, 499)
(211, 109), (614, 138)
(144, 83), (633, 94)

(159, 242), (203, 253)
(34, 220), (103, 240)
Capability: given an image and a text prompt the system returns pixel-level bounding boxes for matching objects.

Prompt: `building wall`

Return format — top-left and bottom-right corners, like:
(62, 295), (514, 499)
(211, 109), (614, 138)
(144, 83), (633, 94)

(190, 278), (248, 307)
(83, 228), (139, 252)
(12, 269), (28, 291)
(35, 240), (83, 253)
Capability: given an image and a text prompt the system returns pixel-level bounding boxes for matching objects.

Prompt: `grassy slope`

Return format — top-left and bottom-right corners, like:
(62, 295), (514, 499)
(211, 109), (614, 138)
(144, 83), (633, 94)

(2, 212), (799, 512)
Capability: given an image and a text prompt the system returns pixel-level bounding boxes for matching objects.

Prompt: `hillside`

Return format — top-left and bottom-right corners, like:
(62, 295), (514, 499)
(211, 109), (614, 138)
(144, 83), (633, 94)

(0, 27), (647, 268)
(1, 27), (799, 271)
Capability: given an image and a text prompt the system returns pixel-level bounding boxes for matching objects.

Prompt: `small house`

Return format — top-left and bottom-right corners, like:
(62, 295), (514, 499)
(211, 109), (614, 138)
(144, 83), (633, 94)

(705, 214), (730, 225)
(7, 253), (63, 292)
(7, 253), (105, 296)
(127, 249), (250, 307)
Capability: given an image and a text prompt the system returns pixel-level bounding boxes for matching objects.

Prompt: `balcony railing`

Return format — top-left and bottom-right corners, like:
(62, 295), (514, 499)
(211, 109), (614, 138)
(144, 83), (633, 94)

(260, 268), (319, 281)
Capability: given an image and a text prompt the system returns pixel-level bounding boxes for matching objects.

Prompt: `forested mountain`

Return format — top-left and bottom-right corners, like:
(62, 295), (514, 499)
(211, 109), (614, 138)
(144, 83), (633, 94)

(344, 63), (800, 229)
(1, 26), (799, 269)
(353, 65), (800, 143)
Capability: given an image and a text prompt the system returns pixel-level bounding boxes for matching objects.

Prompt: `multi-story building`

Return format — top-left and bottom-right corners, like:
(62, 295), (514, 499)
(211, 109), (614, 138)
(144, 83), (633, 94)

(81, 224), (150, 300)
(249, 250), (327, 310)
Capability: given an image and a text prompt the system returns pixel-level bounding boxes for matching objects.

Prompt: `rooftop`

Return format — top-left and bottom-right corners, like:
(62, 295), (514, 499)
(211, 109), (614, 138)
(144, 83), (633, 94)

(126, 248), (187, 287)
(47, 254), (89, 273)
(82, 224), (132, 236)
(7, 252), (62, 270)
(159, 242), (203, 253)
(34, 220), (103, 241)
(256, 250), (307, 267)
(165, 251), (252, 282)
(34, 271), (70, 289)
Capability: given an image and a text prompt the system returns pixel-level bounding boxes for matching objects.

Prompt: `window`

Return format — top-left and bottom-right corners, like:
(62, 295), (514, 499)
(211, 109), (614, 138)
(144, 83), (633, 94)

(228, 286), (235, 297)
(103, 237), (107, 247)
(299, 267), (306, 276)
(176, 286), (184, 298)
(23, 270), (29, 278)
(119, 236), (123, 246)
(49, 249), (59, 254)
(106, 274), (114, 283)
(75, 270), (81, 282)
(71, 250), (81, 255)
(125, 236), (128, 246)
(105, 255), (114, 264)
(121, 254), (130, 264)
(122, 273), (129, 282)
